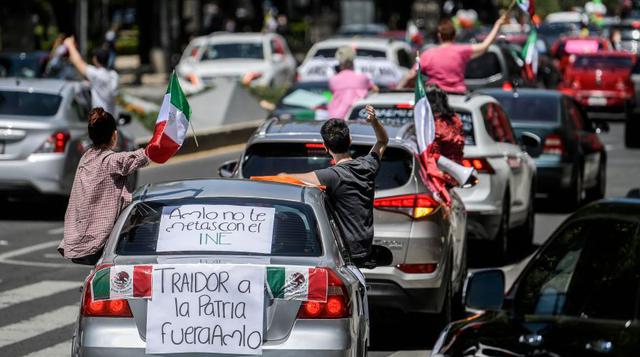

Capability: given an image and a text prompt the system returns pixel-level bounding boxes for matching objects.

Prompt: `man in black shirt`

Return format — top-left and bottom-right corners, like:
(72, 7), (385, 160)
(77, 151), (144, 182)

(281, 105), (388, 262)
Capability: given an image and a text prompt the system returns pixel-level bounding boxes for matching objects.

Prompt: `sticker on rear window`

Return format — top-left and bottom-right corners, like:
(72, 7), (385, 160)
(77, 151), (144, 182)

(156, 205), (275, 254)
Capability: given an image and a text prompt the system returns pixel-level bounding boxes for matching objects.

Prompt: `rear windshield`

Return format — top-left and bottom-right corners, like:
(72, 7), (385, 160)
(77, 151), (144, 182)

(573, 56), (633, 69)
(201, 43), (264, 60)
(0, 91), (62, 116)
(491, 94), (561, 123)
(466, 52), (501, 79)
(115, 198), (322, 256)
(313, 48), (387, 59)
(347, 105), (475, 145)
(242, 143), (412, 190)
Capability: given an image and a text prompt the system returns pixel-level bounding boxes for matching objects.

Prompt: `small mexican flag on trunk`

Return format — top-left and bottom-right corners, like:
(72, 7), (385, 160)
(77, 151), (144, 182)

(266, 266), (328, 302)
(145, 72), (192, 164)
(92, 265), (153, 301)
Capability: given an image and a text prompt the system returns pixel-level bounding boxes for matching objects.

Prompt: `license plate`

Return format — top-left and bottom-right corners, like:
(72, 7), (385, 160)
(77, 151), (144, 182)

(588, 96), (607, 106)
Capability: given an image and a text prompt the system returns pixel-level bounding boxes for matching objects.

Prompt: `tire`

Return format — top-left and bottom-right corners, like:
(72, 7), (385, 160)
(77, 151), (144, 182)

(512, 188), (535, 252)
(494, 194), (511, 263)
(585, 160), (606, 202)
(564, 165), (583, 210)
(625, 112), (640, 148)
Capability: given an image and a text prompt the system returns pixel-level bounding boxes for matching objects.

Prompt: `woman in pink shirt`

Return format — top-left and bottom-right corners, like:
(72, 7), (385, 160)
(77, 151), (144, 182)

(400, 15), (506, 94)
(328, 46), (379, 119)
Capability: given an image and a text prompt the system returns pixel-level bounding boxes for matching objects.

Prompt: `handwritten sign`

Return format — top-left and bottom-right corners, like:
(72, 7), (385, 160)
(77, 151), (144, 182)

(146, 264), (265, 355)
(156, 205), (275, 254)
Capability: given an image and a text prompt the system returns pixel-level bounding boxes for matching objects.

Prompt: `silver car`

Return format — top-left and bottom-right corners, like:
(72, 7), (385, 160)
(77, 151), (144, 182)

(73, 178), (371, 356)
(219, 119), (468, 321)
(347, 92), (538, 262)
(0, 78), (136, 199)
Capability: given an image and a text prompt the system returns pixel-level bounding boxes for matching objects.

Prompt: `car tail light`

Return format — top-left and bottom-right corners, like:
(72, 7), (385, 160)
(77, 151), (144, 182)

(81, 270), (132, 318)
(35, 131), (70, 153)
(305, 143), (325, 149)
(543, 133), (565, 155)
(571, 79), (581, 89)
(461, 158), (495, 174)
(502, 81), (513, 91)
(395, 103), (414, 109)
(397, 263), (437, 274)
(374, 193), (439, 219)
(297, 269), (349, 319)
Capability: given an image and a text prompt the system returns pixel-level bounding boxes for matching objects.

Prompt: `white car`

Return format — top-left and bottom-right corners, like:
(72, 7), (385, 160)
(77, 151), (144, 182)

(176, 32), (296, 91)
(347, 92), (539, 261)
(297, 37), (413, 88)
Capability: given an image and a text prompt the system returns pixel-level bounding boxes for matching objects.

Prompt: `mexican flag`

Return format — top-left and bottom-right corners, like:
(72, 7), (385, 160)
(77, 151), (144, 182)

(516, 0), (535, 17)
(266, 266), (328, 302)
(145, 72), (192, 164)
(522, 28), (539, 80)
(92, 265), (153, 301)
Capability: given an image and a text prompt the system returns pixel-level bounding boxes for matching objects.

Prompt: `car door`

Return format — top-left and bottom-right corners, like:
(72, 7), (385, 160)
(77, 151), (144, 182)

(565, 98), (602, 186)
(510, 218), (640, 356)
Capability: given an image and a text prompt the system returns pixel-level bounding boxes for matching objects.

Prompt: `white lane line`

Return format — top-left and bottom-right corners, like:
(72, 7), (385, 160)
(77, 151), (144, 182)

(47, 227), (65, 235)
(0, 241), (60, 260)
(0, 305), (78, 348)
(0, 241), (85, 269)
(0, 281), (79, 309)
(23, 340), (71, 357)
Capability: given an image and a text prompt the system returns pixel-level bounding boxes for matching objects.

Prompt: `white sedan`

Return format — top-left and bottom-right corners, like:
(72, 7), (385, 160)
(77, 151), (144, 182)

(176, 32), (297, 92)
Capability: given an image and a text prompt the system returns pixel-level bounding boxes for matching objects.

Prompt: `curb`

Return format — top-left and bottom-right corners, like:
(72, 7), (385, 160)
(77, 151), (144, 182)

(136, 119), (263, 156)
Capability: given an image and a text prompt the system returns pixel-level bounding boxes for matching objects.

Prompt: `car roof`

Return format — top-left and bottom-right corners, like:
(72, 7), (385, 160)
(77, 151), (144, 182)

(350, 91), (492, 112)
(135, 178), (321, 203)
(571, 198), (640, 223)
(312, 37), (399, 49)
(195, 32), (273, 43)
(0, 78), (71, 94)
(481, 88), (564, 99)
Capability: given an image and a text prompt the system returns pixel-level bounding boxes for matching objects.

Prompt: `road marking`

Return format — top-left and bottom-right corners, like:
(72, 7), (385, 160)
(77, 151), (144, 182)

(0, 241), (86, 269)
(0, 305), (78, 348)
(0, 281), (79, 309)
(23, 340), (71, 357)
(47, 227), (64, 235)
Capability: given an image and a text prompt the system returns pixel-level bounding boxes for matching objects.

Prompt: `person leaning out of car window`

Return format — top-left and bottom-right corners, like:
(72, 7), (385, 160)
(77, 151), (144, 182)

(58, 108), (149, 265)
(398, 14), (507, 94)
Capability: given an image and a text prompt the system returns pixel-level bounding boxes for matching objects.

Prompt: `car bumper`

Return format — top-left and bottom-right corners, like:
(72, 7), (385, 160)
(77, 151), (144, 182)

(535, 159), (573, 194)
(76, 318), (356, 357)
(366, 280), (447, 313)
(0, 154), (68, 195)
(568, 90), (633, 113)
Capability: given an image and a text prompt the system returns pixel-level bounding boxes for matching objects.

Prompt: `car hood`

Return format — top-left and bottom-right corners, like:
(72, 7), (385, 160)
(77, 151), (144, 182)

(180, 59), (268, 77)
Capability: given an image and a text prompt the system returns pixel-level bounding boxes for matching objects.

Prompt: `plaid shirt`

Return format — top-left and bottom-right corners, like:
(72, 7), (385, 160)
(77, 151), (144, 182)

(58, 148), (149, 259)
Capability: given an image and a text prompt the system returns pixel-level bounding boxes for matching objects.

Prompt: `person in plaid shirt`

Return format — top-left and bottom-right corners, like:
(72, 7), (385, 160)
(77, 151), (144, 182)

(58, 108), (149, 265)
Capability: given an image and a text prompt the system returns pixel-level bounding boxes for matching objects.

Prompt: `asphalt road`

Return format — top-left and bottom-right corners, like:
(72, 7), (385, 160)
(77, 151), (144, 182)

(0, 123), (636, 357)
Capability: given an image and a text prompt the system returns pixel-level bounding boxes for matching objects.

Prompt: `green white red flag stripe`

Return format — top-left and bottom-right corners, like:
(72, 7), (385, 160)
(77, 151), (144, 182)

(91, 265), (153, 301)
(516, 0), (535, 17)
(266, 266), (328, 302)
(145, 72), (191, 164)
(522, 28), (539, 80)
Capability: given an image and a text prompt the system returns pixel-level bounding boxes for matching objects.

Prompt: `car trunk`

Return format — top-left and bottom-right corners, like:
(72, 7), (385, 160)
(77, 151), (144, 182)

(568, 68), (631, 91)
(114, 255), (322, 343)
(0, 118), (59, 160)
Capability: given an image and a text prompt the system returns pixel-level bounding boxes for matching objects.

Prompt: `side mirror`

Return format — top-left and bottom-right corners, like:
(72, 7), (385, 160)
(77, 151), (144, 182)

(520, 131), (542, 157)
(117, 113), (132, 126)
(218, 159), (238, 178)
(465, 269), (505, 311)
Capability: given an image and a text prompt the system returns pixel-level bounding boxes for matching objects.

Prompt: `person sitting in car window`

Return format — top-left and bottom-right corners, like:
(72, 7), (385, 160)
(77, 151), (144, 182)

(279, 105), (388, 264)
(58, 108), (149, 265)
(328, 46), (379, 119)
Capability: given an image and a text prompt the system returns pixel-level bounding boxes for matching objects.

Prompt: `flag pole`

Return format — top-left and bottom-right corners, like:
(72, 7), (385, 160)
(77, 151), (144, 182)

(189, 120), (199, 148)
(506, 0), (517, 13)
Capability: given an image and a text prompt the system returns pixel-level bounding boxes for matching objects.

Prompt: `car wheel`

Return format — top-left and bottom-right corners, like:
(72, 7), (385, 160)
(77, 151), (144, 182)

(625, 112), (640, 148)
(585, 160), (606, 202)
(494, 194), (510, 263)
(512, 188), (535, 252)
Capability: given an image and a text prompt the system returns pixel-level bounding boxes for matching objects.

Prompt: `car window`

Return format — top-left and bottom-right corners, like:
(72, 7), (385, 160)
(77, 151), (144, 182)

(502, 48), (522, 76)
(271, 37), (285, 55)
(491, 93), (562, 123)
(494, 105), (516, 144)
(465, 52), (501, 79)
(396, 49), (412, 68)
(242, 143), (413, 190)
(515, 219), (640, 320)
(71, 99), (88, 122)
(115, 198), (322, 256)
(481, 103), (514, 143)
(201, 42), (264, 60)
(0, 91), (62, 117)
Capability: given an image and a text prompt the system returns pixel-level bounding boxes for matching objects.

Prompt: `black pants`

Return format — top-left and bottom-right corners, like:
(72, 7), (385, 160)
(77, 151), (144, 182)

(71, 248), (104, 266)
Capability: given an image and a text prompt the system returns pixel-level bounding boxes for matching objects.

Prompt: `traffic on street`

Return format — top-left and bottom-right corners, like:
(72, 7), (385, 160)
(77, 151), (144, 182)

(1, 1), (640, 356)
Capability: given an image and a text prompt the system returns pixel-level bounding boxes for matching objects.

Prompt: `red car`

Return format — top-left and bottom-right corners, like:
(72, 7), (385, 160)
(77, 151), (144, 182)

(550, 36), (611, 74)
(559, 51), (636, 116)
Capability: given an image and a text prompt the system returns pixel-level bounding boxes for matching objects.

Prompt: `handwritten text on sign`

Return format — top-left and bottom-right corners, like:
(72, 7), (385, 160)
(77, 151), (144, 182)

(156, 205), (275, 254)
(146, 264), (265, 354)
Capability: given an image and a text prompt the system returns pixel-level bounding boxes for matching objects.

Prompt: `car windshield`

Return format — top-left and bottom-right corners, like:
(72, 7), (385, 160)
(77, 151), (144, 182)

(115, 198), (322, 256)
(313, 48), (386, 59)
(573, 56), (633, 69)
(200, 42), (264, 60)
(0, 91), (62, 116)
(242, 143), (413, 190)
(347, 105), (476, 145)
(465, 52), (501, 79)
(0, 54), (45, 78)
(490, 93), (561, 123)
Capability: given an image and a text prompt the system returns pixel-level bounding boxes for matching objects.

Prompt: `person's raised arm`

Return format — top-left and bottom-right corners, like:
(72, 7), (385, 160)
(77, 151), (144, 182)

(63, 36), (88, 77)
(366, 105), (388, 157)
(470, 14), (507, 59)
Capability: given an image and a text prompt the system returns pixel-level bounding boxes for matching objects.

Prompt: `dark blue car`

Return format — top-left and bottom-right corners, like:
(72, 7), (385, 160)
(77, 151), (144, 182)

(483, 88), (607, 209)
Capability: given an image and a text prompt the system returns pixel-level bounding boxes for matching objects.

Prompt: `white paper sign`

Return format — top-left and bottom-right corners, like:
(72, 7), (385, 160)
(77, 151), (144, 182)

(298, 57), (405, 86)
(156, 205), (275, 254)
(146, 264), (265, 355)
